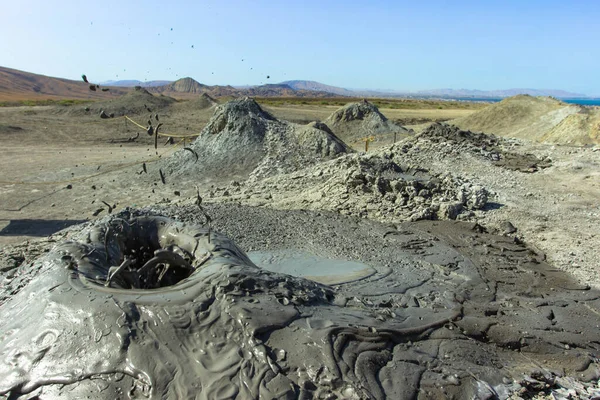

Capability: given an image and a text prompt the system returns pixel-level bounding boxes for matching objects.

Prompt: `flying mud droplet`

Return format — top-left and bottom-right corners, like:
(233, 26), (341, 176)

(128, 132), (140, 142)
(82, 74), (88, 83)
(101, 201), (114, 214)
(155, 123), (163, 149)
(183, 147), (198, 163)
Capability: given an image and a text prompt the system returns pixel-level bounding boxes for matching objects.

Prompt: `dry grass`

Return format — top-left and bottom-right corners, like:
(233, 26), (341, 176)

(258, 98), (482, 125)
(255, 96), (489, 110)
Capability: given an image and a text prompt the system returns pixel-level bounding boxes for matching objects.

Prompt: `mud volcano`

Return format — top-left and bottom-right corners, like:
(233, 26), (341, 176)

(324, 100), (410, 143)
(1, 207), (599, 399)
(164, 97), (350, 180)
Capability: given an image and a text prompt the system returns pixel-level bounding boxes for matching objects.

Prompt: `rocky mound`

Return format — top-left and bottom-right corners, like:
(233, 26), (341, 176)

(403, 123), (552, 173)
(172, 93), (218, 112)
(64, 86), (177, 117)
(164, 97), (351, 181)
(453, 95), (599, 145)
(150, 77), (209, 95)
(208, 151), (489, 223)
(324, 100), (410, 143)
(195, 92), (218, 108)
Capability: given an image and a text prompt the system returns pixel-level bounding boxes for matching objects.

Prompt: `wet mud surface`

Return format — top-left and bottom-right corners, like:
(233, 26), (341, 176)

(0, 205), (599, 399)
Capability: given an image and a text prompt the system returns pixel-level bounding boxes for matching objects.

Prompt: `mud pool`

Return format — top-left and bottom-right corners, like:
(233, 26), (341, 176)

(0, 205), (598, 399)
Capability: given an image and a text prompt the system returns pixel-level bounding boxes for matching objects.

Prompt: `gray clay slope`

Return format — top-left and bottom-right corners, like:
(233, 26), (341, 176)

(324, 100), (411, 143)
(0, 206), (599, 399)
(163, 97), (351, 180)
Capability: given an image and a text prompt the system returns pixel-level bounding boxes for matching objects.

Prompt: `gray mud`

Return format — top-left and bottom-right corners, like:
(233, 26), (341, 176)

(1, 205), (599, 399)
(414, 123), (553, 173)
(324, 100), (410, 144)
(248, 250), (376, 285)
(162, 97), (350, 182)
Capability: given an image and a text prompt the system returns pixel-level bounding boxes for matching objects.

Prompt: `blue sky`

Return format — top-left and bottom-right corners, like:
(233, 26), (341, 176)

(1, 0), (598, 95)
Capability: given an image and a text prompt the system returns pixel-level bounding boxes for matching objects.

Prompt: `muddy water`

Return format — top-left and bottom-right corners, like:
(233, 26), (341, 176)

(248, 250), (376, 285)
(0, 206), (599, 399)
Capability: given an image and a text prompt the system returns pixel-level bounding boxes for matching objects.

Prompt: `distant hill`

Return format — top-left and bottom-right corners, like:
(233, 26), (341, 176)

(1, 66), (592, 103)
(416, 88), (587, 99)
(281, 80), (355, 96)
(62, 86), (177, 117)
(452, 94), (600, 145)
(100, 80), (172, 87)
(150, 77), (209, 95)
(146, 78), (337, 99)
(0, 66), (127, 102)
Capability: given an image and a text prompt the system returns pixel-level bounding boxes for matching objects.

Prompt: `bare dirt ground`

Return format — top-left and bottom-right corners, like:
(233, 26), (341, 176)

(1, 101), (598, 287)
(1, 99), (600, 399)
(0, 99), (475, 244)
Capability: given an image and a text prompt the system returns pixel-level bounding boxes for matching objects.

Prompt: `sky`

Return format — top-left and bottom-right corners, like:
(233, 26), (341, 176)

(1, 0), (599, 95)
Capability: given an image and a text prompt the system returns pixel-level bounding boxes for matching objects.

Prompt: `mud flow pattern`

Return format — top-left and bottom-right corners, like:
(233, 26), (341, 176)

(0, 207), (599, 399)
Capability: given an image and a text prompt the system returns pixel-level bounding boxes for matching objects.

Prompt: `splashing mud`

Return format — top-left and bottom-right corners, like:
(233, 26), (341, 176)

(0, 207), (599, 399)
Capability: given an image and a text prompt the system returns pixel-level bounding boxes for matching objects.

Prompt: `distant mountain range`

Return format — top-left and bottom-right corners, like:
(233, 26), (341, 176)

(0, 65), (594, 102)
(413, 88), (588, 99)
(107, 78), (591, 99)
(142, 78), (335, 99)
(0, 66), (128, 101)
(279, 80), (356, 96)
(100, 80), (172, 87)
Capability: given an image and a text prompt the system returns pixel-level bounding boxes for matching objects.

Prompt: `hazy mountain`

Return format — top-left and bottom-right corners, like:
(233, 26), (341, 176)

(149, 77), (209, 94)
(0, 66), (127, 101)
(146, 78), (337, 99)
(100, 80), (172, 87)
(281, 80), (355, 96)
(415, 88), (588, 99)
(281, 82), (590, 99)
(1, 66), (592, 102)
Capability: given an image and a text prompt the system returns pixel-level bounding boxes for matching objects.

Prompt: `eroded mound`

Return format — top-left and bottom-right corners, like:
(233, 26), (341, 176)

(1, 207), (599, 399)
(412, 123), (552, 172)
(194, 93), (218, 108)
(164, 97), (350, 181)
(325, 100), (410, 143)
(171, 93), (218, 112)
(64, 86), (177, 117)
(210, 151), (489, 222)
